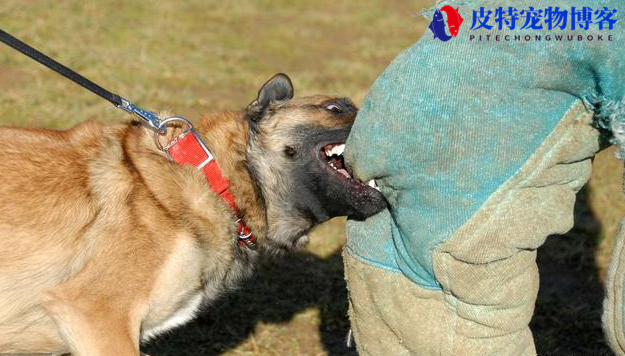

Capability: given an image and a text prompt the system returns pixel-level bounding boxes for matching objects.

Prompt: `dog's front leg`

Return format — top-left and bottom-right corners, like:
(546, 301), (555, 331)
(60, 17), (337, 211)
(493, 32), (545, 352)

(44, 290), (142, 356)
(41, 251), (153, 356)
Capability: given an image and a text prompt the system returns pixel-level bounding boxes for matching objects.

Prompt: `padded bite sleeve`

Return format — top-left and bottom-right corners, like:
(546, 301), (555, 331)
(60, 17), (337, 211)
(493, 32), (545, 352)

(344, 0), (624, 354)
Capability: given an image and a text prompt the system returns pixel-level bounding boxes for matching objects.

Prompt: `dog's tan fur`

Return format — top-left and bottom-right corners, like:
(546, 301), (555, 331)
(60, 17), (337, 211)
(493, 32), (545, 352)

(0, 89), (357, 355)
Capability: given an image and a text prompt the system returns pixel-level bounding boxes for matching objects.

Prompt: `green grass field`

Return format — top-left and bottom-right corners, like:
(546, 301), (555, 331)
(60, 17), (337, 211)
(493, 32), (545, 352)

(1, 1), (624, 355)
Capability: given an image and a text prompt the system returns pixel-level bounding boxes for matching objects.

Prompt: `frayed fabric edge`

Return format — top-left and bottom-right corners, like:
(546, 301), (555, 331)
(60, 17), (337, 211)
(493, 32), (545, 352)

(583, 93), (625, 160)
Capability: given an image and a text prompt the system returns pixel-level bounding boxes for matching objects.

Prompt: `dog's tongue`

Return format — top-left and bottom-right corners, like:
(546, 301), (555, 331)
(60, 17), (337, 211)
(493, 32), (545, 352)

(338, 168), (350, 178)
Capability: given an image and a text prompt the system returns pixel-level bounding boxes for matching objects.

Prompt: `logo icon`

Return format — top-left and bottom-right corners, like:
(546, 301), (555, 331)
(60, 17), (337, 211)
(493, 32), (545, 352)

(428, 6), (464, 41)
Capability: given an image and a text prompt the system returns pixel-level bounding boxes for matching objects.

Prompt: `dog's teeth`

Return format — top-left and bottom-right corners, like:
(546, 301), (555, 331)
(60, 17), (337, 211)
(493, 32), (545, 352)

(324, 144), (346, 157)
(367, 179), (380, 191)
(329, 144), (345, 156)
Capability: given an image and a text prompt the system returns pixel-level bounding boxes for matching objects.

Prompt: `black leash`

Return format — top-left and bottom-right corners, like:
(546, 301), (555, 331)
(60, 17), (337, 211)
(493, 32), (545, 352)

(0, 28), (163, 131)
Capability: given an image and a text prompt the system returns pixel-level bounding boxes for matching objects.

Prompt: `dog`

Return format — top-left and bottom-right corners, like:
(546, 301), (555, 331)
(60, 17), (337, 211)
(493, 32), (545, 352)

(0, 73), (386, 355)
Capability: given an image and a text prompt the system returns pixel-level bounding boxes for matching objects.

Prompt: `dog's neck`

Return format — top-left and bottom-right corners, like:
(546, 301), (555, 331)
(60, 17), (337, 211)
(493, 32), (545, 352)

(194, 111), (268, 242)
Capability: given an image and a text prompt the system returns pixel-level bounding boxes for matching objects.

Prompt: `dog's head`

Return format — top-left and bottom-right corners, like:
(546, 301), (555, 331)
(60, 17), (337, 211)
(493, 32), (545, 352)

(245, 74), (387, 252)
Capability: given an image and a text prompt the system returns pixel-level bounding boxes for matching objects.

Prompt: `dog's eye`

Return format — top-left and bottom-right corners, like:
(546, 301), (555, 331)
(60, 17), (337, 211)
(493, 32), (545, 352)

(324, 103), (343, 113)
(283, 146), (296, 157)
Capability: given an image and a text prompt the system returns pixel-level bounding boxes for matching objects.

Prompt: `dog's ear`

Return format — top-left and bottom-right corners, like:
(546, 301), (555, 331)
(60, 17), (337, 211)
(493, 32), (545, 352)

(258, 73), (293, 106)
(247, 73), (294, 122)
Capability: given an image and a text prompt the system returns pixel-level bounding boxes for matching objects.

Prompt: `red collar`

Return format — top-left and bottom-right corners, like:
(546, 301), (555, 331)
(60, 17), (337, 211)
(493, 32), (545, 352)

(163, 127), (257, 250)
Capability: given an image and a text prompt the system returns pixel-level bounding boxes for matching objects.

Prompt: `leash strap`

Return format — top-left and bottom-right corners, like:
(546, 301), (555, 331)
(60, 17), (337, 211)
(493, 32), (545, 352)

(0, 28), (163, 131)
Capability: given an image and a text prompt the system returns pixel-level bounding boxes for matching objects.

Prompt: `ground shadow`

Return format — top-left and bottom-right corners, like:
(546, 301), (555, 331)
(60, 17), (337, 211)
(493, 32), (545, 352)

(144, 248), (356, 356)
(532, 186), (614, 355)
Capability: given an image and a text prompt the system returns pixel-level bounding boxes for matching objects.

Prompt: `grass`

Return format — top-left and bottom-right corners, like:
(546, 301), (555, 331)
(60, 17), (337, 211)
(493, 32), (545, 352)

(1, 1), (624, 355)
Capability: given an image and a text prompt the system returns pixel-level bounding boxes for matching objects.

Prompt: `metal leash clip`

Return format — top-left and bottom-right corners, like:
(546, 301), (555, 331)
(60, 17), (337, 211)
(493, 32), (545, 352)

(117, 97), (167, 133)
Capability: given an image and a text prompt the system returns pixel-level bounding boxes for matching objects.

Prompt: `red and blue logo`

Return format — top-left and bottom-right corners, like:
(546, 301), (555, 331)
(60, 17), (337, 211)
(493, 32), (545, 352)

(428, 6), (465, 41)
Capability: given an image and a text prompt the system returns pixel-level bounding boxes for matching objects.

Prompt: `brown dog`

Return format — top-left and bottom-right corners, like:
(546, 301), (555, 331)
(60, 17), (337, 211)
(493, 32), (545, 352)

(0, 74), (386, 355)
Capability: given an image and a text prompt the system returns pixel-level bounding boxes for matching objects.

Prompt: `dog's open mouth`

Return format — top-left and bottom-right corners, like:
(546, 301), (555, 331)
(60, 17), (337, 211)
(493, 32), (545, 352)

(320, 143), (351, 179)
(308, 138), (387, 221)
(319, 142), (379, 192)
